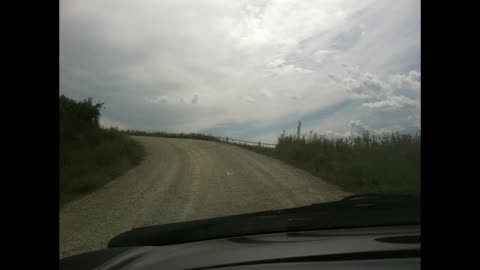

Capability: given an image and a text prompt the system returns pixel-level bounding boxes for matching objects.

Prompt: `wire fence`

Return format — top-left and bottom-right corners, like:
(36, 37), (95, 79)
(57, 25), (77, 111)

(122, 130), (277, 148)
(215, 136), (277, 148)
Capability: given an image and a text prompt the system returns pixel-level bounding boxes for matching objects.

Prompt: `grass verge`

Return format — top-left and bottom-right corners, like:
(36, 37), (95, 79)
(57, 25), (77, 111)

(60, 128), (145, 208)
(234, 132), (420, 195)
(60, 95), (146, 208)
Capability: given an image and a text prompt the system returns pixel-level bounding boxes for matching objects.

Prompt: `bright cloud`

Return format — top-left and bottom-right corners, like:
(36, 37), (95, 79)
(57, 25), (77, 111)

(362, 96), (417, 111)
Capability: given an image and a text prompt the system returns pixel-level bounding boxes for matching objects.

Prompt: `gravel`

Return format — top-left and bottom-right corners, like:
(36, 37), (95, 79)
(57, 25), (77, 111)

(59, 136), (351, 258)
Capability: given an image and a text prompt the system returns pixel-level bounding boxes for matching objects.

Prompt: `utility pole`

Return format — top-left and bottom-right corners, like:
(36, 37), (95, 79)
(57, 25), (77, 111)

(297, 121), (301, 139)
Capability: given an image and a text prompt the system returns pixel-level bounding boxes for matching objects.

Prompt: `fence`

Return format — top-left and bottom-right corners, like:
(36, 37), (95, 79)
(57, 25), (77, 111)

(123, 130), (277, 148)
(215, 136), (277, 148)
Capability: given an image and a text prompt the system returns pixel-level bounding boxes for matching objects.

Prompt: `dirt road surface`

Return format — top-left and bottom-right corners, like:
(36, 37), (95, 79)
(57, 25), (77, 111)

(59, 136), (351, 258)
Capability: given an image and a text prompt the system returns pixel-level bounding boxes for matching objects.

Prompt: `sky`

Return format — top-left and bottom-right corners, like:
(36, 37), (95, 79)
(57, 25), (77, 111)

(60, 0), (420, 143)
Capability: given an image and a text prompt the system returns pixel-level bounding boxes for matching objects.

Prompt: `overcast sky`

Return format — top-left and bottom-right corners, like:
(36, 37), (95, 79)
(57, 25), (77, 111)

(60, 0), (420, 143)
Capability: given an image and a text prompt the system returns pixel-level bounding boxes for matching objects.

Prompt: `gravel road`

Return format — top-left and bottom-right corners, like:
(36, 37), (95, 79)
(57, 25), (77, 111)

(59, 136), (351, 258)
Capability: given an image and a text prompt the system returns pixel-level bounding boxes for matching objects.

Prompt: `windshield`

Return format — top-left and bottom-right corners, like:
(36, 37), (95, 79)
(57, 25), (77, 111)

(59, 0), (420, 260)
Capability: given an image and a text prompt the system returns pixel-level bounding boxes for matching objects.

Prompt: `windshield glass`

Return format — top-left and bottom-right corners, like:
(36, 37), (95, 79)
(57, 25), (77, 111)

(59, 0), (420, 259)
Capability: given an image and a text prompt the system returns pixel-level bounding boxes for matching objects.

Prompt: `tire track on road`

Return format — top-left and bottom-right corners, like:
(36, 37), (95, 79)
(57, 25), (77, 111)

(59, 136), (351, 259)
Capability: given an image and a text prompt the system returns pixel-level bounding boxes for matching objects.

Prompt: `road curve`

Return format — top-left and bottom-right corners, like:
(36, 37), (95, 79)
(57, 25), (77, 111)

(59, 136), (352, 258)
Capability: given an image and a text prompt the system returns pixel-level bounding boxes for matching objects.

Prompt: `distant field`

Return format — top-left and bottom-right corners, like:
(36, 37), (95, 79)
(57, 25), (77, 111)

(121, 130), (220, 142)
(60, 95), (145, 208)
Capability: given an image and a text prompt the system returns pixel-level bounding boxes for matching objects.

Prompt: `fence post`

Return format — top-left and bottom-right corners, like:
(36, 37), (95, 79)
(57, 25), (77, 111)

(259, 141), (261, 147)
(226, 137), (229, 143)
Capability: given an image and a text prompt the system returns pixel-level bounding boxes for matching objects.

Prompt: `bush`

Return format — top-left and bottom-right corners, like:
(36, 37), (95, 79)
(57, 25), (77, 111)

(59, 95), (145, 208)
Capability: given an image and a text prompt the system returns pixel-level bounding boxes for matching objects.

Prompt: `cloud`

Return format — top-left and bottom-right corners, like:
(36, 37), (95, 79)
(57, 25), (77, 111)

(192, 93), (199, 104)
(322, 67), (420, 136)
(329, 67), (420, 110)
(350, 120), (368, 135)
(259, 89), (272, 98)
(362, 95), (417, 111)
(283, 93), (301, 100)
(328, 73), (342, 83)
(389, 70), (421, 92)
(270, 64), (313, 75)
(243, 96), (256, 104)
(313, 49), (339, 63)
(266, 58), (314, 76)
(331, 25), (365, 50)
(267, 58), (285, 67)
(347, 119), (397, 137)
(60, 0), (420, 141)
(146, 95), (169, 104)
(342, 70), (388, 98)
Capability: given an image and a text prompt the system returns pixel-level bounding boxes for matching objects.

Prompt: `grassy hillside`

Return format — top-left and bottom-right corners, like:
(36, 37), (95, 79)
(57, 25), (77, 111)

(59, 95), (145, 208)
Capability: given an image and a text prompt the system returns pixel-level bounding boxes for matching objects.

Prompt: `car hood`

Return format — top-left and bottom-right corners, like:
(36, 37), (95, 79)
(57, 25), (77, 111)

(61, 194), (420, 269)
(107, 194), (420, 248)
(60, 225), (420, 270)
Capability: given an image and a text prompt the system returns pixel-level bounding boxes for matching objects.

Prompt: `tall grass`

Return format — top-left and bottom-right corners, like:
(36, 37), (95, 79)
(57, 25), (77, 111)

(246, 131), (420, 195)
(60, 95), (145, 208)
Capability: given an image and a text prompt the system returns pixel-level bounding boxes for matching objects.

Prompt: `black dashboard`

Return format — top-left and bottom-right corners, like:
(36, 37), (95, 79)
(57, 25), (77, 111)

(60, 224), (420, 270)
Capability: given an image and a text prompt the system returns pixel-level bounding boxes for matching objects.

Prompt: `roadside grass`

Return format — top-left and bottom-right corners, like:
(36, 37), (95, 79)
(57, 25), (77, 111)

(235, 132), (420, 195)
(60, 95), (146, 208)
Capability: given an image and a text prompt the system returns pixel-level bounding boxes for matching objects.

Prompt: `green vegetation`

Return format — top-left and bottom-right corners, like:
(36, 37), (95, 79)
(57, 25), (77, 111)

(60, 95), (145, 208)
(241, 131), (420, 195)
(122, 129), (220, 142)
